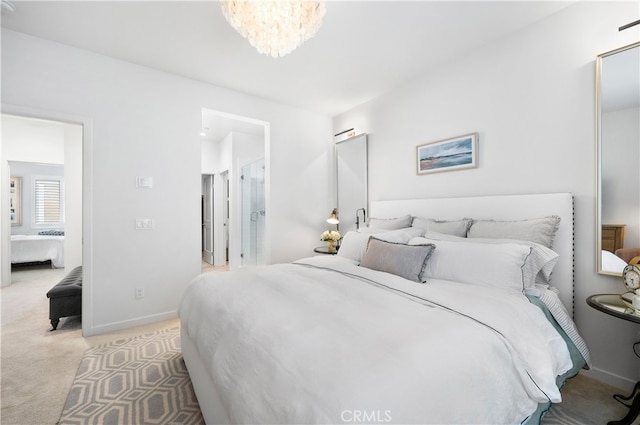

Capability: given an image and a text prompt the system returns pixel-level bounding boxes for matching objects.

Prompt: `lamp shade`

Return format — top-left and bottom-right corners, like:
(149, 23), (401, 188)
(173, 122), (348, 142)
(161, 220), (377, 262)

(327, 208), (339, 224)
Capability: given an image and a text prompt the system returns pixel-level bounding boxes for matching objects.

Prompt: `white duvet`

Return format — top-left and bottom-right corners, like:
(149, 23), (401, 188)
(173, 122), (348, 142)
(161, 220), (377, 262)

(11, 235), (65, 268)
(179, 256), (579, 424)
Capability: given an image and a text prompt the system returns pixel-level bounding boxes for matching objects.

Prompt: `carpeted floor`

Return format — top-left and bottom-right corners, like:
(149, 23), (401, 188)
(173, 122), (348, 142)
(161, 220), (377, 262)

(2, 264), (639, 425)
(1, 265), (187, 425)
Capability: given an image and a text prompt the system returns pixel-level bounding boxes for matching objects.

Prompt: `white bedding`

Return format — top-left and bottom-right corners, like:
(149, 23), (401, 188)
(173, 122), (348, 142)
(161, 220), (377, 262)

(179, 255), (585, 424)
(11, 235), (65, 268)
(601, 249), (627, 274)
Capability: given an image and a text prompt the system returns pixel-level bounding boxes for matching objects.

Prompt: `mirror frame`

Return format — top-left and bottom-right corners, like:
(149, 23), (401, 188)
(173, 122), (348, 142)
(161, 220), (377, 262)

(335, 133), (368, 234)
(596, 41), (640, 276)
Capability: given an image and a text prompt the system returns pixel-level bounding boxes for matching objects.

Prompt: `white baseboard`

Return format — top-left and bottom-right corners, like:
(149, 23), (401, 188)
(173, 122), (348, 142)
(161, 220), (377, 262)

(84, 310), (178, 337)
(581, 366), (637, 392)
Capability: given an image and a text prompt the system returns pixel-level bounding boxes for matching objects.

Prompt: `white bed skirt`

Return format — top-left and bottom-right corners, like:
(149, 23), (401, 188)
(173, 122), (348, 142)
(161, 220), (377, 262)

(181, 325), (231, 424)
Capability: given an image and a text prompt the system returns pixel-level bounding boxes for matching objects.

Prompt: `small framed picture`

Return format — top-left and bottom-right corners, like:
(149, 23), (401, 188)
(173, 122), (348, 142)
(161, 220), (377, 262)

(416, 133), (478, 175)
(10, 176), (21, 226)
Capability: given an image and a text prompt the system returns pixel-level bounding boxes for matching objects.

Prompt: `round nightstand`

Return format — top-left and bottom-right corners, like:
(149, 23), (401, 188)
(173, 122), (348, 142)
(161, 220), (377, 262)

(587, 294), (640, 425)
(587, 294), (640, 325)
(313, 246), (338, 255)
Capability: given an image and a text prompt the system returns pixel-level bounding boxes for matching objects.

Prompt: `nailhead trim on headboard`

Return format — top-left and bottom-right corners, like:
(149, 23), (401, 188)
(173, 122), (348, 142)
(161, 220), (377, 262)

(571, 195), (575, 318)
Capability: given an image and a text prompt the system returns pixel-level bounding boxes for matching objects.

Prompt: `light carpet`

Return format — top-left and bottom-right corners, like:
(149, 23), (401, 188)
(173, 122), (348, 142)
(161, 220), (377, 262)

(542, 403), (595, 425)
(58, 327), (203, 425)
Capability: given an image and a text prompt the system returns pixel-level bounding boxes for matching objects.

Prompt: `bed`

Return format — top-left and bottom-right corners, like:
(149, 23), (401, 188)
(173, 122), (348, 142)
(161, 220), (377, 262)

(179, 192), (591, 424)
(11, 234), (65, 268)
(601, 249), (628, 274)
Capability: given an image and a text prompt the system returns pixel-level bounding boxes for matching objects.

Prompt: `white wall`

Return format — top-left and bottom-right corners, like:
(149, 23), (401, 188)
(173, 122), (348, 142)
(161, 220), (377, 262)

(1, 29), (333, 335)
(2, 115), (65, 164)
(334, 1), (640, 389)
(64, 123), (83, 270)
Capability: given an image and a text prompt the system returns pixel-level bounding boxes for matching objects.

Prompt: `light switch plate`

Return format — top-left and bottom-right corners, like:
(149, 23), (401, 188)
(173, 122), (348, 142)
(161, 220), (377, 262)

(136, 176), (153, 188)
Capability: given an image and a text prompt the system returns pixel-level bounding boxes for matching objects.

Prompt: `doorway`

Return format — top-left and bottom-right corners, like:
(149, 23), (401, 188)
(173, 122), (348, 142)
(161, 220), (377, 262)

(2, 115), (83, 282)
(200, 108), (269, 270)
(1, 107), (90, 335)
(202, 174), (214, 266)
(200, 171), (230, 273)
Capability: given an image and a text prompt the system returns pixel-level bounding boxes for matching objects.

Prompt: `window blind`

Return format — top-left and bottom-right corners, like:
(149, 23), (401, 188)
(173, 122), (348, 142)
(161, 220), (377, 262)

(34, 179), (61, 225)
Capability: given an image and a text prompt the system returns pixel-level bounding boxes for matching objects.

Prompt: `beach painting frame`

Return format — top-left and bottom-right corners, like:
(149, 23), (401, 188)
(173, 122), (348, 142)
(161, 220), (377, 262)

(416, 133), (478, 175)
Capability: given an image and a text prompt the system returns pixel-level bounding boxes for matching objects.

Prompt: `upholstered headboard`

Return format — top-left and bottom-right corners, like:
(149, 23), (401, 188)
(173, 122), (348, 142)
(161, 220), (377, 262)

(370, 193), (574, 316)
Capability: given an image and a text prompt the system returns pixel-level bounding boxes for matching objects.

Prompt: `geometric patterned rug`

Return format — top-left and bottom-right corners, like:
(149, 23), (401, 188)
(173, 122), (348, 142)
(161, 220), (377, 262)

(57, 327), (204, 425)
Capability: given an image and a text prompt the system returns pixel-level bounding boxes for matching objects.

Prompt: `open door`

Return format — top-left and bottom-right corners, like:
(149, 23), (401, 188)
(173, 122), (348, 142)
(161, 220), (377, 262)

(240, 159), (265, 267)
(202, 174), (214, 265)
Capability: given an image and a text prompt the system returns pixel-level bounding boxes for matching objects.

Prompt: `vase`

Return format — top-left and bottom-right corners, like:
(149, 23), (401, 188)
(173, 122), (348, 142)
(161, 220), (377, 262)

(327, 240), (337, 253)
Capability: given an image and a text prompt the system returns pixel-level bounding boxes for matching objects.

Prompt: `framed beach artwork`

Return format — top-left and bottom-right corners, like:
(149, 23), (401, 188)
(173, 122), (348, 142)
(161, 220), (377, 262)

(10, 176), (21, 226)
(416, 133), (478, 175)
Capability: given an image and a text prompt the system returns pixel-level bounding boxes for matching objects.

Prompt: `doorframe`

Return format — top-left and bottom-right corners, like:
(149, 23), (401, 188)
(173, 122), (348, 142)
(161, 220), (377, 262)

(217, 170), (229, 267)
(1, 103), (93, 336)
(201, 173), (214, 265)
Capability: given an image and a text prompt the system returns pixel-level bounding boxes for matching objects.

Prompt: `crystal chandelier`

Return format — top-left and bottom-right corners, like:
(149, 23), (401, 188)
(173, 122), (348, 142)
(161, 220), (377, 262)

(221, 0), (326, 58)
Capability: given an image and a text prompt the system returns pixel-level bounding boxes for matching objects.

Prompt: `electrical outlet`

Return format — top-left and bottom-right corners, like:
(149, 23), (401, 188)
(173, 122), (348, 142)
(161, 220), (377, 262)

(135, 287), (144, 299)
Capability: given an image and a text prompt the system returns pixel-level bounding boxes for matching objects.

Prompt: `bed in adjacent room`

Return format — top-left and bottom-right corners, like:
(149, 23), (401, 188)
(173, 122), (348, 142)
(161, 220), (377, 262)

(179, 192), (590, 425)
(11, 234), (65, 268)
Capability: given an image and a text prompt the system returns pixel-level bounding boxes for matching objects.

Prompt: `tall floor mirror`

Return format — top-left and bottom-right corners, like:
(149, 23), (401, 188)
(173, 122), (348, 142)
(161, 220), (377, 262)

(596, 41), (640, 275)
(336, 133), (368, 234)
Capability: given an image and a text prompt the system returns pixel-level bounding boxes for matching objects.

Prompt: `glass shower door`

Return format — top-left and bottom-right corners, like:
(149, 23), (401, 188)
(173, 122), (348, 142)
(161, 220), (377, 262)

(241, 158), (265, 267)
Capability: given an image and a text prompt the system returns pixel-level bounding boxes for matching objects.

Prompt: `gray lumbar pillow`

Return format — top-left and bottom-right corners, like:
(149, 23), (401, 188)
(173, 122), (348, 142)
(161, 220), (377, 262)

(359, 237), (435, 283)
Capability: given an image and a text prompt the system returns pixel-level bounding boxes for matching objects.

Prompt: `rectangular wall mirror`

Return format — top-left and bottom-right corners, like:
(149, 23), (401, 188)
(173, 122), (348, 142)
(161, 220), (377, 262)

(336, 133), (368, 234)
(596, 41), (640, 275)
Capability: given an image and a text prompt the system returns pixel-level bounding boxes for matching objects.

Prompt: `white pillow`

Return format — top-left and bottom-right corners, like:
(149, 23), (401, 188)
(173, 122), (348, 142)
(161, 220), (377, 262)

(374, 227), (424, 243)
(337, 231), (371, 263)
(422, 231), (559, 285)
(338, 228), (425, 263)
(366, 215), (412, 230)
(408, 236), (533, 293)
(468, 216), (561, 249)
(411, 217), (472, 237)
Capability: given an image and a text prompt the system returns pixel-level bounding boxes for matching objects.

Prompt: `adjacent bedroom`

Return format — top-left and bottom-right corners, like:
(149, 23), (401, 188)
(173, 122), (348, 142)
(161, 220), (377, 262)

(10, 161), (65, 269)
(3, 114), (83, 331)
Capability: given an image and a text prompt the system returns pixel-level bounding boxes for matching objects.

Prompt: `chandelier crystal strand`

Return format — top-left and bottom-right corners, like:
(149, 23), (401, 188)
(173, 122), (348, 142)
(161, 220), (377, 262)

(221, 0), (326, 58)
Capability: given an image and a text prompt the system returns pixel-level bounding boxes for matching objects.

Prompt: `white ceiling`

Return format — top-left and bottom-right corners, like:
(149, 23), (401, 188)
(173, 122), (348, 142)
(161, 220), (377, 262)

(1, 0), (576, 119)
